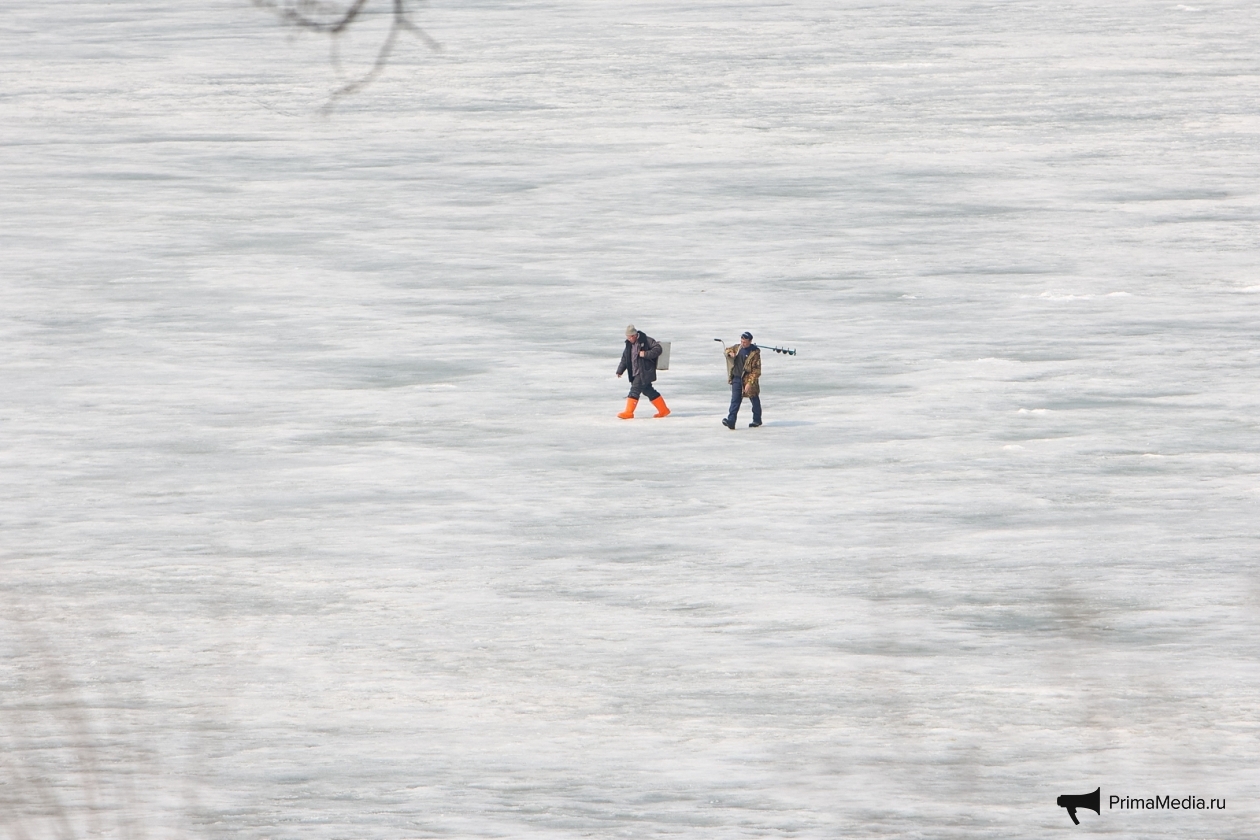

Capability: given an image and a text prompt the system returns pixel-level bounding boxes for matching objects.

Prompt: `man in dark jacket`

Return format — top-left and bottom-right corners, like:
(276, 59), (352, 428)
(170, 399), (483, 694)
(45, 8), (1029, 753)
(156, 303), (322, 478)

(722, 331), (762, 429)
(616, 325), (671, 419)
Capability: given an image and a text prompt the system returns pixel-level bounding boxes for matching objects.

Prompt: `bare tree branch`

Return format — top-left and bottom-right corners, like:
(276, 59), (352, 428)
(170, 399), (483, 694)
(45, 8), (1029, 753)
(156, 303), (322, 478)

(253, 0), (440, 110)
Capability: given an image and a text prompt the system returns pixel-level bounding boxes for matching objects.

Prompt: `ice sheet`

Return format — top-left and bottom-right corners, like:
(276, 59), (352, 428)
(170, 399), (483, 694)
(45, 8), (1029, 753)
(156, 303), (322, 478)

(2, 0), (1259, 837)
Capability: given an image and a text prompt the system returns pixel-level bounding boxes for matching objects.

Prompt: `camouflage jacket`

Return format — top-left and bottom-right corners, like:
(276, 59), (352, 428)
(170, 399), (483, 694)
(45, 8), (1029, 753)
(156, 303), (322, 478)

(725, 345), (761, 396)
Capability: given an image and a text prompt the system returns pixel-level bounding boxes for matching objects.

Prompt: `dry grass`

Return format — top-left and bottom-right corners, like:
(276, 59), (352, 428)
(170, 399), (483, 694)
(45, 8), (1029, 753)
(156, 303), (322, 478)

(0, 607), (192, 840)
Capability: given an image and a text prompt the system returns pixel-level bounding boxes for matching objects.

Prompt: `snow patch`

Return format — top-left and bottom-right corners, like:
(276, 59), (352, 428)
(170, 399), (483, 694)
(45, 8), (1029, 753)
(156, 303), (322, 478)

(1034, 291), (1131, 301)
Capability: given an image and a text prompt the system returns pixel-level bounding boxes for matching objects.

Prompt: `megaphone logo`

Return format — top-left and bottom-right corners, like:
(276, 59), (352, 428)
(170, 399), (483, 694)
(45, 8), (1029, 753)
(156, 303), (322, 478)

(1057, 787), (1101, 825)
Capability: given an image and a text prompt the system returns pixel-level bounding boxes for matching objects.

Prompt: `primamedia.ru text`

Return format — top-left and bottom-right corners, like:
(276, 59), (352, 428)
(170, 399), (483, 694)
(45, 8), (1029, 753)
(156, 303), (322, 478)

(1110, 795), (1224, 810)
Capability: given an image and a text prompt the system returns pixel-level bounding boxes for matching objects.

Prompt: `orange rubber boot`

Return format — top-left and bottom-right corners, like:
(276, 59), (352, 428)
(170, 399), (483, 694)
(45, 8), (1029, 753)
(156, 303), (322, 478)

(650, 396), (671, 418)
(617, 398), (638, 419)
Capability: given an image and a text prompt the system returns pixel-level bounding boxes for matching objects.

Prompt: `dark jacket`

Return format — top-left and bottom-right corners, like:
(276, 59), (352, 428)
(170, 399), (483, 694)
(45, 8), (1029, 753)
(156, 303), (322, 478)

(617, 332), (663, 385)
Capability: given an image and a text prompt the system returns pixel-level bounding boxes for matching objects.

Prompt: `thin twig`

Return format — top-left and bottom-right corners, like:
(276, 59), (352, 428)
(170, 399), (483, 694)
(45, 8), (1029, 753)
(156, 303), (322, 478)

(254, 0), (440, 111)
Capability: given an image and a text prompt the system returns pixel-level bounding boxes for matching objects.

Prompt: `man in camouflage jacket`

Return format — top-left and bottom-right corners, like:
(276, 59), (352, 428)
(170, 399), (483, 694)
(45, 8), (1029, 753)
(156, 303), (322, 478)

(722, 331), (762, 429)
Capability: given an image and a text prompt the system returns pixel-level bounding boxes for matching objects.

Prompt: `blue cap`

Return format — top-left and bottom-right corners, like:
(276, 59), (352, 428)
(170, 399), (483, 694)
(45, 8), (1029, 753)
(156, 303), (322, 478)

(741, 331), (753, 340)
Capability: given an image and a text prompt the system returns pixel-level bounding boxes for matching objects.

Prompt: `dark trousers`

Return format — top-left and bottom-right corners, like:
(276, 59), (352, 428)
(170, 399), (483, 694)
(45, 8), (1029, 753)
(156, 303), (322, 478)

(628, 380), (661, 401)
(727, 381), (761, 424)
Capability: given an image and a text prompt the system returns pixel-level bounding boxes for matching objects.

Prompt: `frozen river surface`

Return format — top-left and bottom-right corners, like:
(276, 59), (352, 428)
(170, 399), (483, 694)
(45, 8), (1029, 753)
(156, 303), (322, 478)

(3, 0), (1260, 837)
